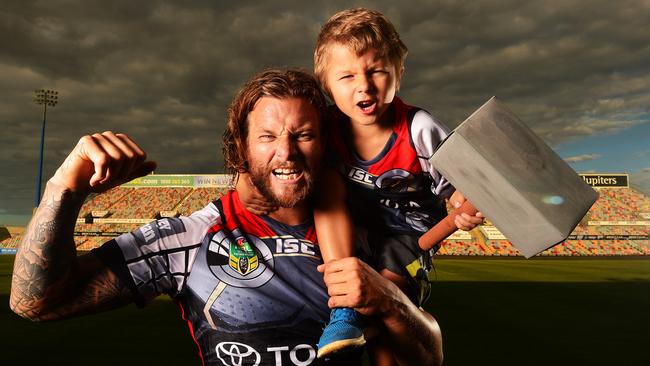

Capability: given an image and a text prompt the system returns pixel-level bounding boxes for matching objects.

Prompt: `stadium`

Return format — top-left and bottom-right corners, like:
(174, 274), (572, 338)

(3, 173), (648, 257)
(1, 173), (649, 365)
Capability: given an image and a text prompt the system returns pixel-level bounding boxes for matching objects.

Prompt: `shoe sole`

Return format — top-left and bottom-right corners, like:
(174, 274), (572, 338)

(317, 336), (366, 358)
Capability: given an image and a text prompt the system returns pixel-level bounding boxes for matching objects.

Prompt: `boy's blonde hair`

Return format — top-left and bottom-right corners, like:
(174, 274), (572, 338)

(314, 8), (408, 96)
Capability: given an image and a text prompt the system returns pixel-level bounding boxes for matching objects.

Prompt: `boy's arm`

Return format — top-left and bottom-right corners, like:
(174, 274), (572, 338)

(318, 258), (443, 366)
(409, 110), (484, 231)
(314, 168), (355, 261)
(10, 132), (155, 321)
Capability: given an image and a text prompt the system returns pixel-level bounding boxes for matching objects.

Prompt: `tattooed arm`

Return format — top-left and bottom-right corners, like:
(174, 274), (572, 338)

(10, 132), (156, 321)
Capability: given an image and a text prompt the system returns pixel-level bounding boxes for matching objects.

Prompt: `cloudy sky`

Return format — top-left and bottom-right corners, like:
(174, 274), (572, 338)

(2, 0), (650, 225)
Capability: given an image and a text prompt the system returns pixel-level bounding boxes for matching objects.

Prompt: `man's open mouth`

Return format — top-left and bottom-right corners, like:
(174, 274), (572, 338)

(272, 168), (302, 180)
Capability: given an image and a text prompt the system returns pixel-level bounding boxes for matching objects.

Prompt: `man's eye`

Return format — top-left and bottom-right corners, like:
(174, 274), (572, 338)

(298, 133), (313, 141)
(259, 135), (275, 141)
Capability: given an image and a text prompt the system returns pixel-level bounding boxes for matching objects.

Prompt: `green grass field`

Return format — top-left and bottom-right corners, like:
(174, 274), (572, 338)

(2, 255), (649, 365)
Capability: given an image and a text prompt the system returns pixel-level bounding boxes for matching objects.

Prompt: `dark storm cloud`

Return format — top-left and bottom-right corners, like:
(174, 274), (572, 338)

(2, 0), (650, 218)
(396, 0), (650, 141)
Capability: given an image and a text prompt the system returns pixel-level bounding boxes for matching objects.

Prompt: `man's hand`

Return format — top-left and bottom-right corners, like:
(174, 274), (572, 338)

(317, 257), (400, 317)
(50, 132), (157, 194)
(318, 257), (444, 366)
(449, 190), (485, 231)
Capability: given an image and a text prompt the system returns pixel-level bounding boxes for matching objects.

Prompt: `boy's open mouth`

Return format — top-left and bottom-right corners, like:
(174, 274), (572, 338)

(357, 100), (376, 113)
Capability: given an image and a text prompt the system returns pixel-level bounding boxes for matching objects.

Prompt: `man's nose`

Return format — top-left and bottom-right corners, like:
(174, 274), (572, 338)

(274, 135), (297, 160)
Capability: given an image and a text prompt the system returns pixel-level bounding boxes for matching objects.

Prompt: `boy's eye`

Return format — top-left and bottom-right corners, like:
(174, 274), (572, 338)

(339, 75), (353, 80)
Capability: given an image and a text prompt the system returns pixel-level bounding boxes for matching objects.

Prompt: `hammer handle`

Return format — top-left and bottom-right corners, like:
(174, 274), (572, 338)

(418, 200), (478, 251)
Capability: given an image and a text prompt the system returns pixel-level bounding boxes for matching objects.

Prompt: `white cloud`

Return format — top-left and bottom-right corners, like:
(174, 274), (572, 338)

(564, 154), (602, 163)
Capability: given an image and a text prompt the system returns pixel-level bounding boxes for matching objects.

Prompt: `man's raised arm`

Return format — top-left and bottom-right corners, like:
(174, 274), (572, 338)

(10, 132), (156, 322)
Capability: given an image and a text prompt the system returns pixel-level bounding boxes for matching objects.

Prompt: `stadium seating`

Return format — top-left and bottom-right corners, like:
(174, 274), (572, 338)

(586, 188), (650, 221)
(176, 187), (230, 215)
(108, 187), (192, 218)
(4, 184), (649, 256)
(78, 187), (131, 218)
(0, 234), (22, 249)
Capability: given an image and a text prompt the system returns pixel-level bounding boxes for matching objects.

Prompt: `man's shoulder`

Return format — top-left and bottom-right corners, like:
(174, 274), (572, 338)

(187, 199), (222, 225)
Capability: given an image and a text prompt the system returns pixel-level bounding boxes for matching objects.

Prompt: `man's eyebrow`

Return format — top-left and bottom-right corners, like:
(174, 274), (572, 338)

(260, 127), (277, 134)
(294, 121), (318, 132)
(250, 124), (275, 135)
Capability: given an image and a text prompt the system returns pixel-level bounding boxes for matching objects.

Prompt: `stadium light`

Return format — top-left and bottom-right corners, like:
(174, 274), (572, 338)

(33, 89), (59, 208)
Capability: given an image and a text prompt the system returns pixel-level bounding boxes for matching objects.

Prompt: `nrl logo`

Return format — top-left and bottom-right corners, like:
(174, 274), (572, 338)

(229, 236), (259, 275)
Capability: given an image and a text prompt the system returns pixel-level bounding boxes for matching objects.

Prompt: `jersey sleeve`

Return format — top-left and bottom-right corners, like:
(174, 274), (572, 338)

(92, 202), (221, 306)
(410, 109), (455, 199)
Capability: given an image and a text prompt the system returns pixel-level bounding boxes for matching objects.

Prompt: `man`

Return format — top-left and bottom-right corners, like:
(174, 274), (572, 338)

(10, 69), (442, 366)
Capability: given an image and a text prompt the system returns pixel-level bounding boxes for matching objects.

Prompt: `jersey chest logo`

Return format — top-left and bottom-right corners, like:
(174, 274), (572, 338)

(375, 168), (418, 192)
(229, 237), (259, 276)
(208, 229), (274, 288)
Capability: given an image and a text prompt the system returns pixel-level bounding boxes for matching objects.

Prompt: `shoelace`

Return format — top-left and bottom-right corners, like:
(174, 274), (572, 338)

(331, 309), (357, 323)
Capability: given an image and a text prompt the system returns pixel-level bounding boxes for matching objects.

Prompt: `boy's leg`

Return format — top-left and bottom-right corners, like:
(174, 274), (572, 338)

(315, 169), (365, 358)
(373, 234), (435, 307)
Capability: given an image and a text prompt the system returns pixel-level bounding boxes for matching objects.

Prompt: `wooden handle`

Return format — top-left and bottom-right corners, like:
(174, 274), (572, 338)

(418, 200), (478, 251)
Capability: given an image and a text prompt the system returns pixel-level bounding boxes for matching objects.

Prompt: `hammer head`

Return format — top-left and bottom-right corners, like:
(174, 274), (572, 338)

(430, 97), (598, 258)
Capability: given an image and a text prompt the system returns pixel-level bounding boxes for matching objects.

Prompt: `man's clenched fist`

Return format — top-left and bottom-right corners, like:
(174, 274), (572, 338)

(50, 131), (157, 194)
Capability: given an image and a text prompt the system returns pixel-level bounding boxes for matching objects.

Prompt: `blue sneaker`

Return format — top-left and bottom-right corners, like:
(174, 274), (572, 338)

(317, 307), (365, 358)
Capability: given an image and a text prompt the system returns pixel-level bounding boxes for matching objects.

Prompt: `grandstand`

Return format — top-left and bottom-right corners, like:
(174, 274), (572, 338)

(1, 173), (649, 256)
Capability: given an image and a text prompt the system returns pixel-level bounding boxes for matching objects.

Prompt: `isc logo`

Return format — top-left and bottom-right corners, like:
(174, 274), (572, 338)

(274, 237), (316, 256)
(347, 167), (375, 186)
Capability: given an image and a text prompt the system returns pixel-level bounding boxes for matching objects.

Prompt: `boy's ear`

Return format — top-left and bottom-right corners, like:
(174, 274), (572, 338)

(396, 66), (405, 91)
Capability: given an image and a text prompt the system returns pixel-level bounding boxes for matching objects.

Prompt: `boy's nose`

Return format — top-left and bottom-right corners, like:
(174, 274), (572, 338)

(356, 74), (375, 93)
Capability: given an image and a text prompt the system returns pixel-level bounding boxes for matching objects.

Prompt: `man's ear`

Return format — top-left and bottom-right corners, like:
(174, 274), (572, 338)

(238, 139), (249, 172)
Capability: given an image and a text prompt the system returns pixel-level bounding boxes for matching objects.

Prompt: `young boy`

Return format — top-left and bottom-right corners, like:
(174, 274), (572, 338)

(311, 7), (484, 359)
(238, 7), (484, 361)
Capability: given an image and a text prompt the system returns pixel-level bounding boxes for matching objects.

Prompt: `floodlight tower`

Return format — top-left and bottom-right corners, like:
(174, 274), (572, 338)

(33, 89), (58, 207)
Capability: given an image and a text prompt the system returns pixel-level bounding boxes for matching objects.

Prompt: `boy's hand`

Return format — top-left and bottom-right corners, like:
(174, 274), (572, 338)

(50, 132), (156, 194)
(450, 190), (485, 231)
(235, 173), (278, 215)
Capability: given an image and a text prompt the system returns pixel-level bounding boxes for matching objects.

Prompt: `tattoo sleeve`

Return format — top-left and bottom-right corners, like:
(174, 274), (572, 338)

(10, 181), (132, 321)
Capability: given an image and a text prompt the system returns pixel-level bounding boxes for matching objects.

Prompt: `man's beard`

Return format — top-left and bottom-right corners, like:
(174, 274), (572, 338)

(248, 160), (316, 209)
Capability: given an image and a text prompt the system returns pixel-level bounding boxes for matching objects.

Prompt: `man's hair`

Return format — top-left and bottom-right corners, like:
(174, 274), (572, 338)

(222, 68), (327, 174)
(314, 8), (408, 96)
